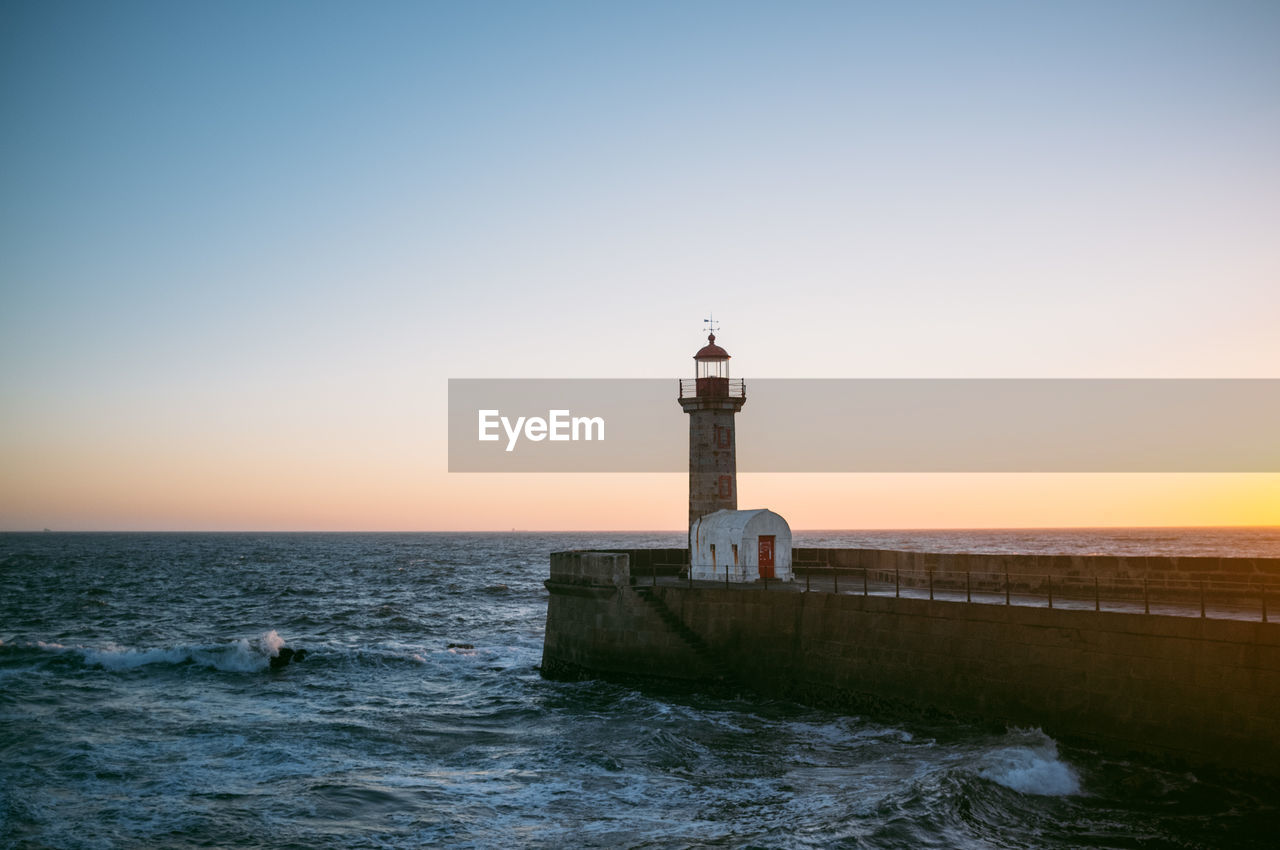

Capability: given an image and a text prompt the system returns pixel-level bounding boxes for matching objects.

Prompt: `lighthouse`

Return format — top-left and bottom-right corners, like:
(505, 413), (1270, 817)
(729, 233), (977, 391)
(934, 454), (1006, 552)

(679, 321), (793, 582)
(678, 323), (746, 530)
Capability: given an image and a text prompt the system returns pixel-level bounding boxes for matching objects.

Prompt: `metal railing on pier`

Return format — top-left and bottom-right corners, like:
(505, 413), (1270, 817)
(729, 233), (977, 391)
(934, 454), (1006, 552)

(631, 561), (1274, 624)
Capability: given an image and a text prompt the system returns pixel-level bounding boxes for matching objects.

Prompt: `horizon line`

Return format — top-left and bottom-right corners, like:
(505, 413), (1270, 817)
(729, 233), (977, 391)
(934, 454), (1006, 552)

(5, 524), (1278, 534)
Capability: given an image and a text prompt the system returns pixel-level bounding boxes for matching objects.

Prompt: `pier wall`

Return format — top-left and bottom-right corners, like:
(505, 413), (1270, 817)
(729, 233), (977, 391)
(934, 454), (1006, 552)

(542, 549), (1280, 777)
(540, 551), (716, 681)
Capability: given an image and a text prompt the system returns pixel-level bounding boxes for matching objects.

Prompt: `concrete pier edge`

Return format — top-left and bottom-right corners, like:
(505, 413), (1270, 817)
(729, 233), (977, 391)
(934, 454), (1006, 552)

(542, 548), (1280, 779)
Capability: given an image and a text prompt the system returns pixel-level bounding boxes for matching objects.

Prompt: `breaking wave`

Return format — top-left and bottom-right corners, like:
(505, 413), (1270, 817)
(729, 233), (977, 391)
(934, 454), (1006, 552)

(22, 630), (292, 673)
(977, 728), (1082, 796)
(6, 631), (480, 675)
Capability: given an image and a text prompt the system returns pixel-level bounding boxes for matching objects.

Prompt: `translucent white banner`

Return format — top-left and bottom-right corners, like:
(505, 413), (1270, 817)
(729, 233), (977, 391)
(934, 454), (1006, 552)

(448, 379), (1280, 472)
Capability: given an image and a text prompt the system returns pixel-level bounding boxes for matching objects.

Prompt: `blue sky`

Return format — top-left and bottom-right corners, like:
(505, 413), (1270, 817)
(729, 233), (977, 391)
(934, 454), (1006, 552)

(2, 1), (1277, 529)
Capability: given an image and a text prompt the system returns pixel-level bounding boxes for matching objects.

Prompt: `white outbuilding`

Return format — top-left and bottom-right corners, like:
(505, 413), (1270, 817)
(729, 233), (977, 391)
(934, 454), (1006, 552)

(690, 508), (792, 582)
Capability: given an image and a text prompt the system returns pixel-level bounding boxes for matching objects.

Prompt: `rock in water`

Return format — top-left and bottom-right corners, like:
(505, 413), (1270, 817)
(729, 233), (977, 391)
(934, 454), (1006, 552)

(269, 646), (303, 670)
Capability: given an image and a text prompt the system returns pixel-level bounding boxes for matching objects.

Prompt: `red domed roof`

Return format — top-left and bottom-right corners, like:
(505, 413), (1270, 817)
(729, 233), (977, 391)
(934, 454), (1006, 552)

(694, 333), (730, 360)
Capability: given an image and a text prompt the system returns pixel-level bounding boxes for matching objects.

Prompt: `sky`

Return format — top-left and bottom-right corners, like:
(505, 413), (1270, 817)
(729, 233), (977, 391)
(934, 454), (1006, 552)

(1, 0), (1277, 531)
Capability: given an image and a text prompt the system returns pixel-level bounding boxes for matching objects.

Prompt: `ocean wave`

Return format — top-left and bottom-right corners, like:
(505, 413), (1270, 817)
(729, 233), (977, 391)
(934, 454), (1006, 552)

(17, 630), (293, 673)
(976, 728), (1081, 796)
(4, 632), (505, 677)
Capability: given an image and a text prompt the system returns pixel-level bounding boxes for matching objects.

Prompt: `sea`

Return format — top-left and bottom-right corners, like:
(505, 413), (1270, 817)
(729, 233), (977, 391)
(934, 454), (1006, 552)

(3, 529), (1279, 849)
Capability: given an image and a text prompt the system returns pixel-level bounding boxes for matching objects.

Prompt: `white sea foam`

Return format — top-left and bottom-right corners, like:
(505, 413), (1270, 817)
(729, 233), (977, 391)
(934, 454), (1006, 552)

(83, 644), (191, 670)
(978, 728), (1081, 796)
(852, 726), (915, 744)
(257, 629), (287, 656)
(62, 631), (290, 673)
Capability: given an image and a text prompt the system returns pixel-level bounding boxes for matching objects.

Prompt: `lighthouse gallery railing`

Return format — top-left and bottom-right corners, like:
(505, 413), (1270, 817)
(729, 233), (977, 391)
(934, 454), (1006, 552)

(679, 378), (745, 400)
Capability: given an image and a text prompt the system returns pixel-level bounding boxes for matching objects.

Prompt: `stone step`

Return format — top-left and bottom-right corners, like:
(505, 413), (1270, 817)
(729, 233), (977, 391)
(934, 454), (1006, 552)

(634, 588), (734, 682)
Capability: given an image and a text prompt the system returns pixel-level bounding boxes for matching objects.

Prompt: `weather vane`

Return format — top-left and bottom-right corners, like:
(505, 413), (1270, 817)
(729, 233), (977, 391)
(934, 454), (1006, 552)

(703, 314), (720, 337)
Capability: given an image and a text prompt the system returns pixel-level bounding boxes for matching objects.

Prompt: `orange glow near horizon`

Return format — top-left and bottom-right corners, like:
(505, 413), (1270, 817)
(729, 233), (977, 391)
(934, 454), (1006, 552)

(3, 453), (1277, 531)
(4, 390), (1278, 531)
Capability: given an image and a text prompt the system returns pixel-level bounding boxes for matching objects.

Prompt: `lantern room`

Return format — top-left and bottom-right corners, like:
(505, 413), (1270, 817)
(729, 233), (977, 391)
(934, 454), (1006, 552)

(694, 333), (731, 397)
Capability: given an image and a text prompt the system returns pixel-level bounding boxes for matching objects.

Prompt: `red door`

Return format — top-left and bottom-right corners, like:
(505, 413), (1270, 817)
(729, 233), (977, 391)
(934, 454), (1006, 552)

(758, 535), (775, 580)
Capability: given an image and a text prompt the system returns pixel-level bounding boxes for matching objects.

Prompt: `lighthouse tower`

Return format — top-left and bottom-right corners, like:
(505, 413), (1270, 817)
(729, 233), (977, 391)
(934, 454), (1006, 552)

(678, 323), (746, 531)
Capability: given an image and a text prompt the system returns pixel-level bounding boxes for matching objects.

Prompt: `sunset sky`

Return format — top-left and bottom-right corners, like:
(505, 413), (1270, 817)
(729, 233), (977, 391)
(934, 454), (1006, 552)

(2, 1), (1277, 531)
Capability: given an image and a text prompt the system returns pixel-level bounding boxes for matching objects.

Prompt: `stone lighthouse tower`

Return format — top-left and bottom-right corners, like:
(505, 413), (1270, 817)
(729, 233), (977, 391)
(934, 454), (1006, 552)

(679, 324), (746, 531)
